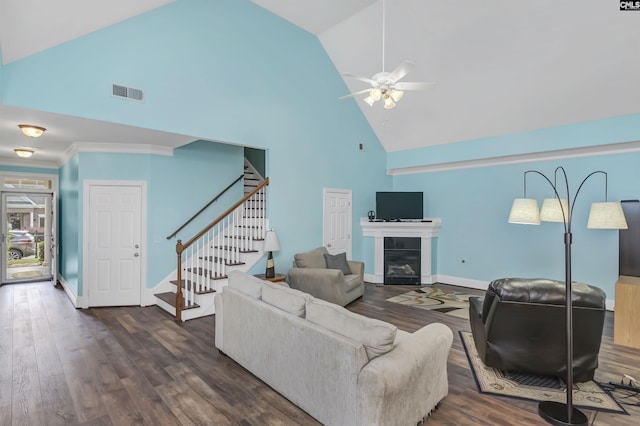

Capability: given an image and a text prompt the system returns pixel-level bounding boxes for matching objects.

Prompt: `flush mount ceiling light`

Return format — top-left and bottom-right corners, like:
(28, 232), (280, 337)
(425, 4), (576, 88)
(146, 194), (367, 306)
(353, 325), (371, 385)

(18, 124), (46, 138)
(14, 148), (35, 158)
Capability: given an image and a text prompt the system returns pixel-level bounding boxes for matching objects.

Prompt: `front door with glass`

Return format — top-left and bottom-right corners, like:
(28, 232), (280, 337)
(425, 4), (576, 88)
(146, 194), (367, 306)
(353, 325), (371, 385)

(2, 191), (55, 284)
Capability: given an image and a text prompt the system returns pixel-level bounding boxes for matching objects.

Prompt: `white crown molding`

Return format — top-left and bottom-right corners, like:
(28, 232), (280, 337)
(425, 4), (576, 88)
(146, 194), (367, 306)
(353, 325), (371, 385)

(58, 142), (174, 167)
(388, 140), (640, 176)
(0, 156), (60, 170)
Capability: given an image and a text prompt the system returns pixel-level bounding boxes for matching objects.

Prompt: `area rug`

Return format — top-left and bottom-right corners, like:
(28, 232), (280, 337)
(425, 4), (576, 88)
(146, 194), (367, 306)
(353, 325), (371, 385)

(460, 331), (627, 414)
(385, 286), (473, 319)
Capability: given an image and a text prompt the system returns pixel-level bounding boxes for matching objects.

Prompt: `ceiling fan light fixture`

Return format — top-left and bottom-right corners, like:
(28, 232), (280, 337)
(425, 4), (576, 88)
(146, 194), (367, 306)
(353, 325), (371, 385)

(389, 89), (404, 102)
(14, 148), (35, 158)
(383, 96), (396, 109)
(18, 124), (46, 138)
(339, 0), (434, 106)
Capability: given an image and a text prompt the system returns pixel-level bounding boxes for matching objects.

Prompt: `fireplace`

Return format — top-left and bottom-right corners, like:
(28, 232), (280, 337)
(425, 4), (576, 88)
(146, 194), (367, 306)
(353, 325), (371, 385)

(360, 218), (442, 285)
(384, 237), (421, 285)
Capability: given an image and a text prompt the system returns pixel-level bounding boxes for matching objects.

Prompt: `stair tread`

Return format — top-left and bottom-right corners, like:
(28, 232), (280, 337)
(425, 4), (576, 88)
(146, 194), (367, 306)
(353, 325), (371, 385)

(185, 267), (231, 279)
(169, 279), (216, 295)
(199, 255), (252, 264)
(155, 291), (200, 310)
(223, 235), (261, 240)
(213, 245), (260, 252)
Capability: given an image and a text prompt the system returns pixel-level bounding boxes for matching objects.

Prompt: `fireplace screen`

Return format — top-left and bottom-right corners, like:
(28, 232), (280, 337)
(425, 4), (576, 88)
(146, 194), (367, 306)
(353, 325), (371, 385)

(384, 237), (421, 285)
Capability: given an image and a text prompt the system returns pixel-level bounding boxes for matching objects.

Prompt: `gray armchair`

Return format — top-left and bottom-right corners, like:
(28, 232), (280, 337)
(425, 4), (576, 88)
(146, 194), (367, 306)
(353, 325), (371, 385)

(288, 247), (364, 306)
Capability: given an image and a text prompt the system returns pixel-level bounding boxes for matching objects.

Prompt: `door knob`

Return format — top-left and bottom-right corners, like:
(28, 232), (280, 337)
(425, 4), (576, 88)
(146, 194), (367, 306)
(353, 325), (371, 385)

(134, 253), (139, 257)
(135, 244), (140, 248)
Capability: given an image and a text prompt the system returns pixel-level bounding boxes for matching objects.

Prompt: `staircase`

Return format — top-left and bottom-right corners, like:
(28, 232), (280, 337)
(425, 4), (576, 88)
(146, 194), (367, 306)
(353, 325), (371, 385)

(155, 164), (268, 321)
(244, 159), (262, 196)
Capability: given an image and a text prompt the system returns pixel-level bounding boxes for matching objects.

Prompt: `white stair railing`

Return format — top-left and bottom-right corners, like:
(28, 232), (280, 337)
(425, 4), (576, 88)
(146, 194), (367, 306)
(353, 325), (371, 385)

(175, 178), (269, 321)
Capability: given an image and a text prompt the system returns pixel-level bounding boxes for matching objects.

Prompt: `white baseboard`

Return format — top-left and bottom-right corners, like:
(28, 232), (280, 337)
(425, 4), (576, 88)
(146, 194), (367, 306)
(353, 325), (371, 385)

(365, 273), (490, 290)
(57, 274), (84, 308)
(605, 299), (615, 312)
(435, 275), (490, 291)
(144, 270), (175, 306)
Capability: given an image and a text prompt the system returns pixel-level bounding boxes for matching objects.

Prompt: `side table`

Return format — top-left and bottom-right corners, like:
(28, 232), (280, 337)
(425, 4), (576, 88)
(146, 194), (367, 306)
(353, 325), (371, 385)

(614, 275), (640, 349)
(254, 273), (287, 283)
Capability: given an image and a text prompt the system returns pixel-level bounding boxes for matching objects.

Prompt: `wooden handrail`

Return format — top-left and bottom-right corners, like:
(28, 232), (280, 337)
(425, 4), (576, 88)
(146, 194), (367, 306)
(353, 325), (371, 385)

(166, 174), (244, 240)
(174, 177), (269, 321)
(177, 177), (269, 254)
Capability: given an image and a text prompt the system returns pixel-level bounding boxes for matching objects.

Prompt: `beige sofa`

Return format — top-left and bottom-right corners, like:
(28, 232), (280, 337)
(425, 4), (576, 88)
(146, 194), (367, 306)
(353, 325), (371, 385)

(215, 271), (453, 426)
(288, 246), (364, 306)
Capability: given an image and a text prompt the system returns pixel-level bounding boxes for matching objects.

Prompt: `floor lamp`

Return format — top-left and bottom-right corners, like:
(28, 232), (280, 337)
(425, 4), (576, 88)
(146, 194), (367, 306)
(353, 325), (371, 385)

(508, 166), (627, 426)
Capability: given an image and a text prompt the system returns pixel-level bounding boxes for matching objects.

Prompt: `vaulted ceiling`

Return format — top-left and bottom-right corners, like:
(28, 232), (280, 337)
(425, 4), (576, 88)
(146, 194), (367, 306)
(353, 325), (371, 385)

(1, 0), (639, 166)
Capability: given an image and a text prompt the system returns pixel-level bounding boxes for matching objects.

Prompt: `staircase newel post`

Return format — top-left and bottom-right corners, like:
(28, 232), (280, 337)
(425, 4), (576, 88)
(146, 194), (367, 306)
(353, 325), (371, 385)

(176, 239), (184, 322)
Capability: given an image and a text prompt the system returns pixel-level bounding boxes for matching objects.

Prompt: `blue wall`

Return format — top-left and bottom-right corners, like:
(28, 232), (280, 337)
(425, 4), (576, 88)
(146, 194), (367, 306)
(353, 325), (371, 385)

(9, 0), (634, 303)
(2, 0), (389, 296)
(57, 141), (244, 295)
(391, 115), (640, 300)
(59, 155), (80, 293)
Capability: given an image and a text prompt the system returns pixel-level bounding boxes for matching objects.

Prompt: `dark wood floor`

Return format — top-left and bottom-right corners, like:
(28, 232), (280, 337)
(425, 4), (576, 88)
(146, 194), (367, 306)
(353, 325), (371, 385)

(1, 281), (639, 426)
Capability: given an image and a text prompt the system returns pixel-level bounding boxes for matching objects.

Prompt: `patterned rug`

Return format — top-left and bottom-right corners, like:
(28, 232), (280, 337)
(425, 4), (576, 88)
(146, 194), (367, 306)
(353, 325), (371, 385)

(460, 331), (627, 414)
(385, 286), (473, 319)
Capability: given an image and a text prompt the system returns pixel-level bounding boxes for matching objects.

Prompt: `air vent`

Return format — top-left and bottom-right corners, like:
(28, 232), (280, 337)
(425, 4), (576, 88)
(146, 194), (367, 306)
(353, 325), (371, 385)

(112, 84), (144, 102)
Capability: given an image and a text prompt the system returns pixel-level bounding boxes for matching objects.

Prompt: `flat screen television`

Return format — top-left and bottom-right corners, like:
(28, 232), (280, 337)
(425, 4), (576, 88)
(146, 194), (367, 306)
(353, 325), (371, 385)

(375, 192), (423, 221)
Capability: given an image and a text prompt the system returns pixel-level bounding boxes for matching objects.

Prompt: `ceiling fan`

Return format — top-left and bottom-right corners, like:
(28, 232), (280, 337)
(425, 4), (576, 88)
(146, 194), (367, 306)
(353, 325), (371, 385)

(339, 0), (434, 109)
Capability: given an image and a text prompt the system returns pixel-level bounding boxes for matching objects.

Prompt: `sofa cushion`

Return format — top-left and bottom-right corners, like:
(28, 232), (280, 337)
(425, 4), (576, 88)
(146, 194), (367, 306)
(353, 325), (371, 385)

(343, 274), (362, 292)
(262, 281), (310, 317)
(324, 252), (351, 274)
(228, 270), (263, 299)
(294, 247), (328, 269)
(306, 298), (397, 360)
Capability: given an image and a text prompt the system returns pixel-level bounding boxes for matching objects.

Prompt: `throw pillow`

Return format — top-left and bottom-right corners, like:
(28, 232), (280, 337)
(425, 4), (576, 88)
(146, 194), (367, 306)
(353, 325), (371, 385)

(294, 247), (328, 269)
(324, 252), (351, 275)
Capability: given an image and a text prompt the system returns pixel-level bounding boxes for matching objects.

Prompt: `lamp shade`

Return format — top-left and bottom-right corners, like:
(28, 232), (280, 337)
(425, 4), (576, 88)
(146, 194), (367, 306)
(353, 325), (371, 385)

(540, 198), (569, 223)
(383, 96), (396, 109)
(587, 202), (628, 229)
(508, 198), (541, 225)
(263, 230), (281, 252)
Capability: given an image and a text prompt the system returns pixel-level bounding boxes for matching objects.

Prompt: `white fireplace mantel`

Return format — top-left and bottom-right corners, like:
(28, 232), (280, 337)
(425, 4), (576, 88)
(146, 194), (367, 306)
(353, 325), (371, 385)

(360, 218), (442, 285)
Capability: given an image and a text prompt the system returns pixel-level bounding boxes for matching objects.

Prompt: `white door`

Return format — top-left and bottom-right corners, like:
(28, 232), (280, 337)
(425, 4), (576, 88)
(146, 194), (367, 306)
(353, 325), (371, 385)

(86, 182), (144, 307)
(323, 188), (352, 258)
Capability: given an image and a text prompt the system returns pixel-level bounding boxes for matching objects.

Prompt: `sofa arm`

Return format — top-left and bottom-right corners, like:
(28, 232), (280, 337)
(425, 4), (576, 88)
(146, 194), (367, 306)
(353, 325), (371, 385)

(347, 261), (364, 280)
(288, 267), (345, 303)
(357, 323), (453, 426)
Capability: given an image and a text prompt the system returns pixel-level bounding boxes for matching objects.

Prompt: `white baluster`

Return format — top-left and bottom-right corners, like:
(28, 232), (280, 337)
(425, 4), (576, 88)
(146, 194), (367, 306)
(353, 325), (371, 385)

(198, 238), (203, 294)
(234, 208), (239, 264)
(203, 229), (211, 291)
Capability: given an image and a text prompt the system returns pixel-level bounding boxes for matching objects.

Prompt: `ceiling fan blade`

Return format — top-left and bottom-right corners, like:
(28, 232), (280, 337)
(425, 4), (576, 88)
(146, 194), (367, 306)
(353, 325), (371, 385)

(393, 81), (435, 91)
(341, 72), (377, 86)
(338, 88), (372, 100)
(386, 60), (416, 83)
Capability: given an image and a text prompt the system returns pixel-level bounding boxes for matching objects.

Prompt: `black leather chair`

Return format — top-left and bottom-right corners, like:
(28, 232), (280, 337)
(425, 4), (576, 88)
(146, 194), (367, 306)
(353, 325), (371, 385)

(469, 278), (606, 382)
